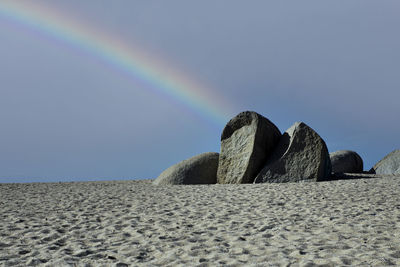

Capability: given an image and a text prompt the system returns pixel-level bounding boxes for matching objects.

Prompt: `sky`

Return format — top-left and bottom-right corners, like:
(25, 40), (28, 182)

(0, 0), (399, 183)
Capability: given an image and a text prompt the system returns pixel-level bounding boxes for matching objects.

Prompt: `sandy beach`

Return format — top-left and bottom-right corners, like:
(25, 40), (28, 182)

(1, 176), (400, 266)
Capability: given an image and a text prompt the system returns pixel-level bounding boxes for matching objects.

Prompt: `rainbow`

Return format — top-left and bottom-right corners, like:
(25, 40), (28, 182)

(0, 1), (233, 127)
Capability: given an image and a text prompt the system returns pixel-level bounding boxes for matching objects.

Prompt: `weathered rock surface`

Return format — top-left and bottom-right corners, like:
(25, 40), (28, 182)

(153, 152), (219, 185)
(217, 111), (281, 184)
(371, 149), (400, 175)
(254, 122), (331, 183)
(330, 150), (363, 173)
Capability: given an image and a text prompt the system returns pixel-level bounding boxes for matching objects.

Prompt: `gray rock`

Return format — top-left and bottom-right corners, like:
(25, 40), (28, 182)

(153, 152), (219, 185)
(217, 111), (281, 184)
(371, 149), (400, 175)
(254, 122), (331, 183)
(330, 150), (363, 173)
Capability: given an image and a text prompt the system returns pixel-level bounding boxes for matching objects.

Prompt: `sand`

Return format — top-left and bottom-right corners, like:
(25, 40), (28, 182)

(1, 176), (400, 266)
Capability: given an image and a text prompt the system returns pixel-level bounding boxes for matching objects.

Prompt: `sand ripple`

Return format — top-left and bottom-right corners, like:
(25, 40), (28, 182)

(1, 177), (400, 266)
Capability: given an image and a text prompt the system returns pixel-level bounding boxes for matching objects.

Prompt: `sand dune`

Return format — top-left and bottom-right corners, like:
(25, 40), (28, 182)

(1, 176), (400, 266)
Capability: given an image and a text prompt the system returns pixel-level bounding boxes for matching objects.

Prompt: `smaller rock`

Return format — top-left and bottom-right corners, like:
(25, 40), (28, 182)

(254, 122), (331, 183)
(153, 152), (219, 185)
(371, 149), (400, 175)
(330, 150), (363, 173)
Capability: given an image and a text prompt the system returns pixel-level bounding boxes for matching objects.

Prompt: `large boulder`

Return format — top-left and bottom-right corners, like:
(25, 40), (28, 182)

(217, 111), (281, 184)
(254, 122), (331, 183)
(371, 149), (400, 175)
(153, 152), (219, 185)
(330, 150), (363, 173)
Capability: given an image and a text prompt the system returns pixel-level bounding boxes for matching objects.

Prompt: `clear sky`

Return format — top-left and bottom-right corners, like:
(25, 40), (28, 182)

(1, 0), (399, 183)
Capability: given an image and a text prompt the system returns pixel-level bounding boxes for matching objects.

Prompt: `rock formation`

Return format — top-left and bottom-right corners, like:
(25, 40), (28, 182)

(330, 150), (363, 173)
(153, 110), (396, 185)
(371, 149), (400, 175)
(153, 152), (219, 185)
(254, 122), (331, 183)
(217, 111), (281, 184)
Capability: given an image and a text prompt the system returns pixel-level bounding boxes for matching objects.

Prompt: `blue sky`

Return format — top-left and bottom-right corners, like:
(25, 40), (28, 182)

(1, 0), (399, 183)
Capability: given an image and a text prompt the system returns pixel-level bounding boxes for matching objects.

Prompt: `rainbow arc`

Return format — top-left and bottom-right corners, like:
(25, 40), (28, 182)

(0, 1), (233, 127)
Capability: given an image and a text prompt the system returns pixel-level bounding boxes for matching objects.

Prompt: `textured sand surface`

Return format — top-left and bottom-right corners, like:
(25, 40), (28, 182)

(1, 176), (400, 266)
